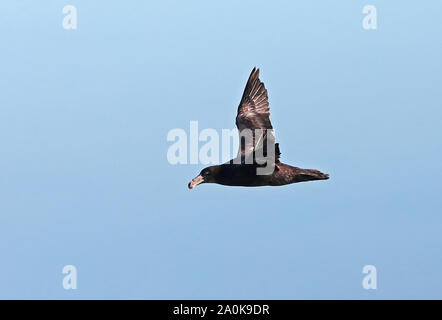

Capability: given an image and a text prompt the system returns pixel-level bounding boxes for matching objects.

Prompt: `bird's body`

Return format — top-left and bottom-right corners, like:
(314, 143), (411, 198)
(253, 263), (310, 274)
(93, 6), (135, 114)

(188, 68), (329, 189)
(204, 163), (329, 187)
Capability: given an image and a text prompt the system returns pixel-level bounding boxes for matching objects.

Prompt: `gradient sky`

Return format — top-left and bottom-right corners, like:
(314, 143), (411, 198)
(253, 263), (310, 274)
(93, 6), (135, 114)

(0, 1), (441, 299)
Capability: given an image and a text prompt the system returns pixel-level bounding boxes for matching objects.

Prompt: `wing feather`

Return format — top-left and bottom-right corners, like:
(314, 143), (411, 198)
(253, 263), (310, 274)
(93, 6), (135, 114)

(235, 68), (276, 161)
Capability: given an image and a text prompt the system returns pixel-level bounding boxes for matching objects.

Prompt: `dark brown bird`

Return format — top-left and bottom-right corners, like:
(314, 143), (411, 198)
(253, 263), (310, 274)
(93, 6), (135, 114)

(188, 68), (329, 189)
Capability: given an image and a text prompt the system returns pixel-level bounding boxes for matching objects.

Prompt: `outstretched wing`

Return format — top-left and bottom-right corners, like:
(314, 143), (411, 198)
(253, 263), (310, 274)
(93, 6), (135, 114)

(235, 68), (276, 162)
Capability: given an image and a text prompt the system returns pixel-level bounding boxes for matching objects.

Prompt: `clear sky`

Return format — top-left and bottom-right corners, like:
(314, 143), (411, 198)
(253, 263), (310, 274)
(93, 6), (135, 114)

(0, 1), (441, 299)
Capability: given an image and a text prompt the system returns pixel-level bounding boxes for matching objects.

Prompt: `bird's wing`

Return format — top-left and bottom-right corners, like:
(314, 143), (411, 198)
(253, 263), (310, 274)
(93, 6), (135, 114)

(235, 68), (276, 162)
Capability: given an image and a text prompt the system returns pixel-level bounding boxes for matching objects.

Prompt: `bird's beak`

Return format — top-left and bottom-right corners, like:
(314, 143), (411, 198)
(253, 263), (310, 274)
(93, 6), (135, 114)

(188, 175), (204, 189)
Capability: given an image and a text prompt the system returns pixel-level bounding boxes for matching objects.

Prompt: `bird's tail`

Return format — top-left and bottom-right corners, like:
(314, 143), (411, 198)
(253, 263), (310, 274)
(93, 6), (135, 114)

(296, 169), (329, 182)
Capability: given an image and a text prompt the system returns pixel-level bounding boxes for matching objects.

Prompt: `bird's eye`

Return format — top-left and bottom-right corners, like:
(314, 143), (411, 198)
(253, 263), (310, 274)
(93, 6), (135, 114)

(203, 170), (210, 176)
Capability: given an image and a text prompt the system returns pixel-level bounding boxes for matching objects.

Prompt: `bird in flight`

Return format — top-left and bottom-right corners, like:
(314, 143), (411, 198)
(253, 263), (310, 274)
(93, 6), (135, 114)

(188, 68), (329, 189)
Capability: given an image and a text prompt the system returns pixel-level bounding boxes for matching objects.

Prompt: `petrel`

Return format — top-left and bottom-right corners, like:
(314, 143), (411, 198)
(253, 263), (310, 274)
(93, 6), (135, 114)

(188, 68), (329, 189)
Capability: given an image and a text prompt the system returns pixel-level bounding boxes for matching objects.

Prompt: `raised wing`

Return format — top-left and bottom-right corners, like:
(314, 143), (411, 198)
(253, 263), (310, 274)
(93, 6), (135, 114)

(235, 68), (276, 161)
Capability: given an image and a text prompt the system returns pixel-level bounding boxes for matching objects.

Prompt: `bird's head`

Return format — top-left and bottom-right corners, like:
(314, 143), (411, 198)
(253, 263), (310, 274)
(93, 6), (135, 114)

(188, 166), (221, 189)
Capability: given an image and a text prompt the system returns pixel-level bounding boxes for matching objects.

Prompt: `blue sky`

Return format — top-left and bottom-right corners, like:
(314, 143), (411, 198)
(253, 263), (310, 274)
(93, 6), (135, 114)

(0, 1), (441, 299)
